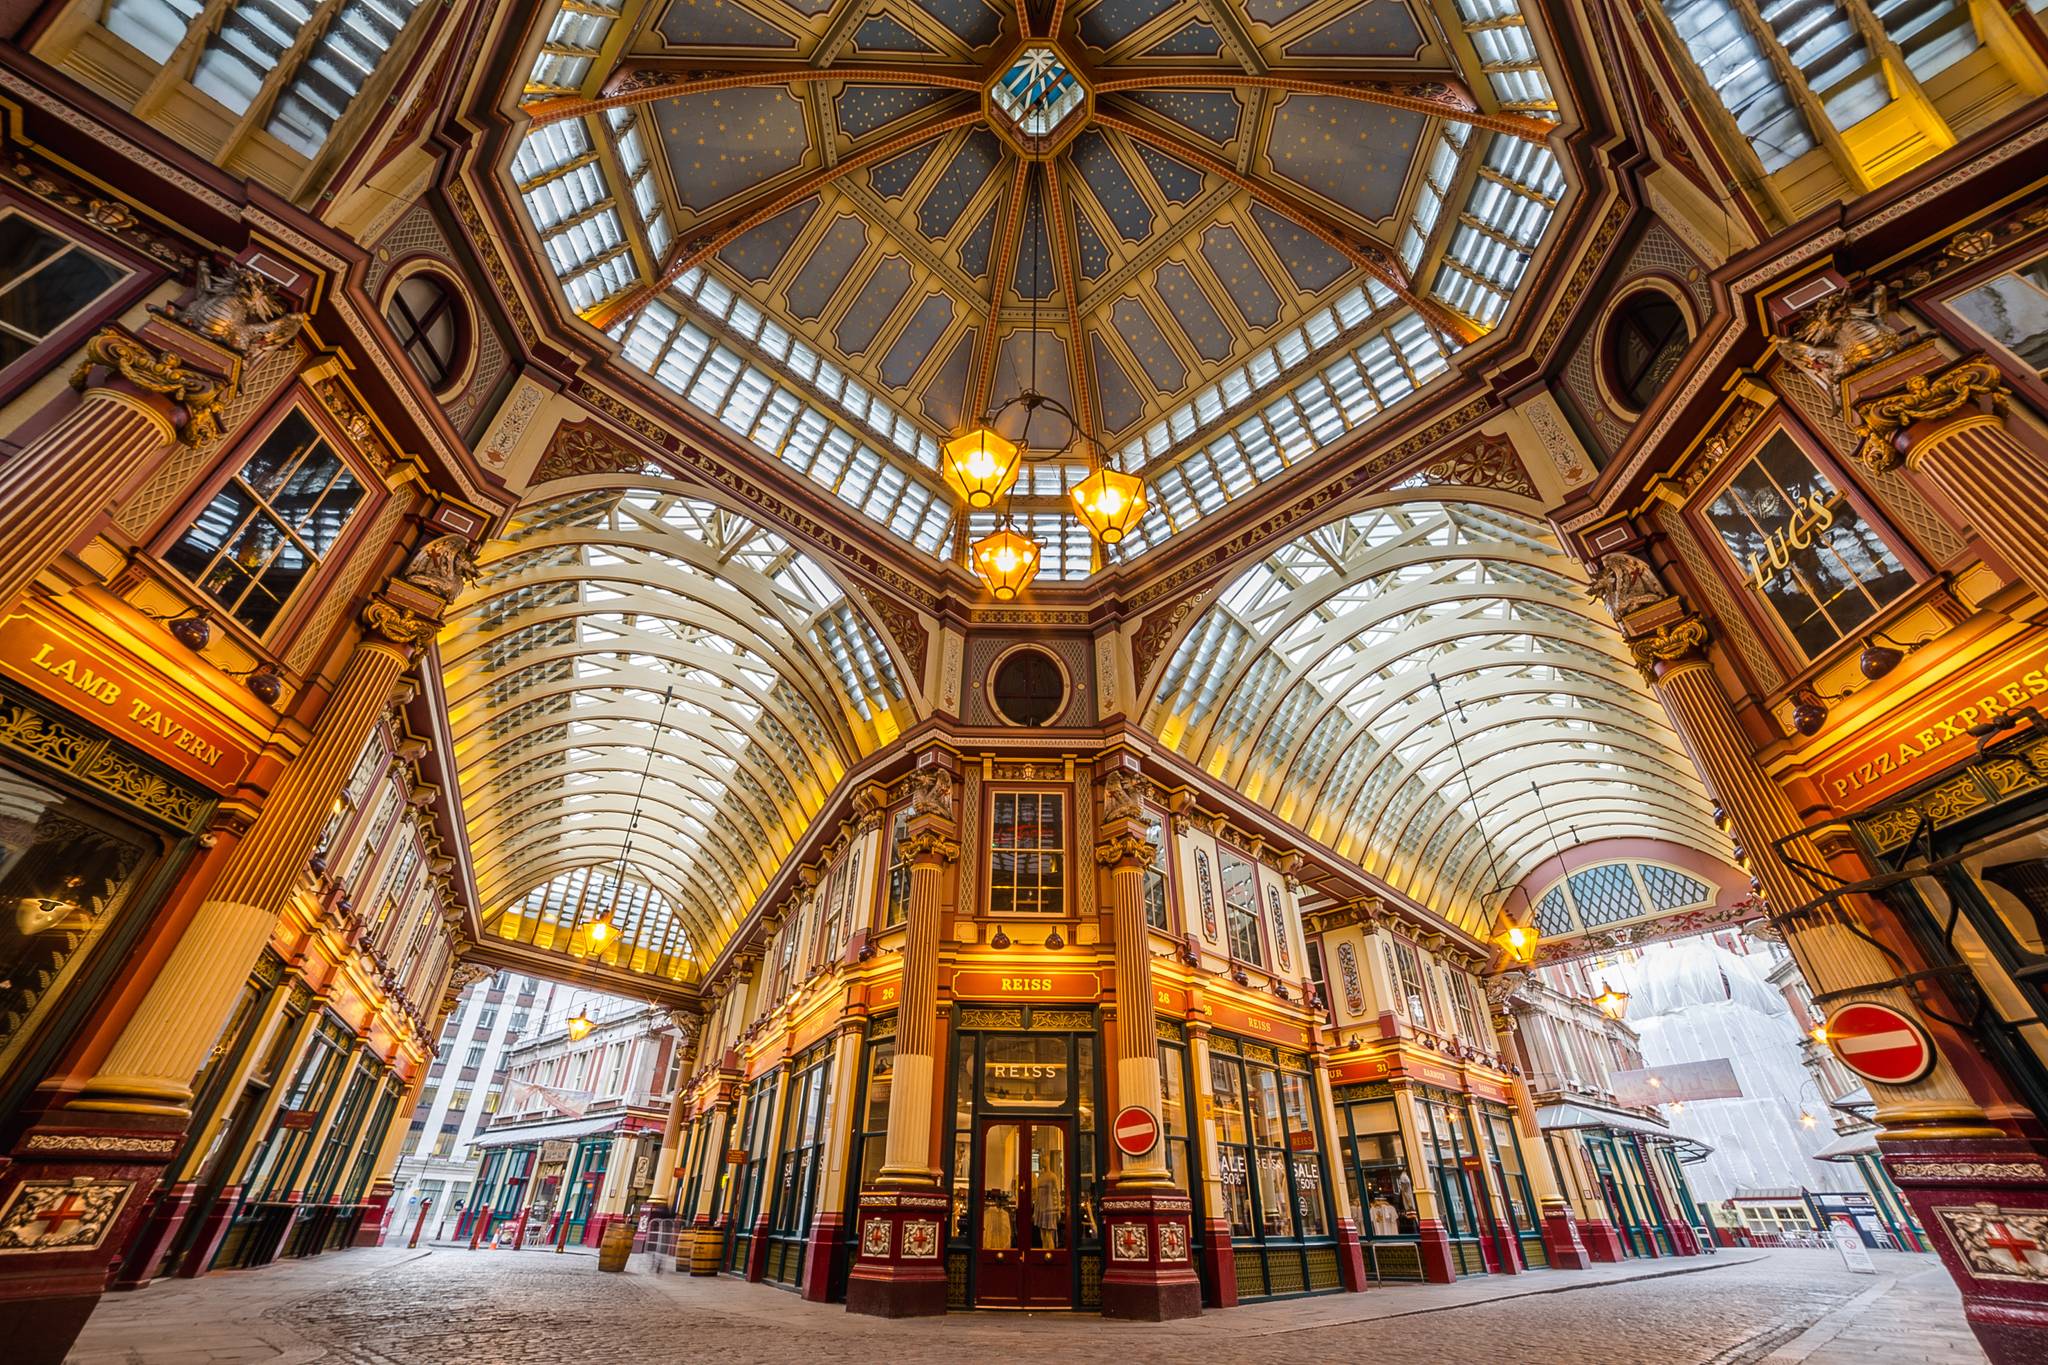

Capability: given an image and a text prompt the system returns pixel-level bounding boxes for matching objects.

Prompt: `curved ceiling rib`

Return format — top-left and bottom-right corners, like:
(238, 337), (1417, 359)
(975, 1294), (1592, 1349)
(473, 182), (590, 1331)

(441, 480), (913, 985)
(507, 0), (1571, 578)
(1145, 499), (1723, 939)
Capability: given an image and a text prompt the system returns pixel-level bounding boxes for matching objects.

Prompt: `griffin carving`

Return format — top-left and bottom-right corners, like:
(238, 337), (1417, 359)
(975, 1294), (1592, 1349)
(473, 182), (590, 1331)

(402, 534), (480, 601)
(155, 258), (306, 356)
(902, 767), (955, 822)
(1099, 768), (1149, 825)
(1586, 551), (1668, 620)
(1775, 284), (1907, 412)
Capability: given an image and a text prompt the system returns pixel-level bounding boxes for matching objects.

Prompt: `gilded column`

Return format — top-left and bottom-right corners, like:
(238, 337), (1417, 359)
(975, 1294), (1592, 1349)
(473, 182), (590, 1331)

(1629, 612), (1989, 1133)
(846, 763), (957, 1318)
(1095, 765), (1200, 1319)
(1857, 360), (2048, 605)
(75, 597), (438, 1113)
(1390, 1085), (1456, 1283)
(0, 329), (227, 612)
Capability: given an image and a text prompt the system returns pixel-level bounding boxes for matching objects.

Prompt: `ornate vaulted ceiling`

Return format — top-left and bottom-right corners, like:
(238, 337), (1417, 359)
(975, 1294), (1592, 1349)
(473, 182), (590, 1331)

(507, 0), (1568, 575)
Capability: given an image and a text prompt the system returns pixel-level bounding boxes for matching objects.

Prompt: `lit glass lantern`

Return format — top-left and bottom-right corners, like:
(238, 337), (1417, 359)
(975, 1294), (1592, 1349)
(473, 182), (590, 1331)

(971, 525), (1041, 600)
(566, 1004), (594, 1040)
(1501, 922), (1538, 965)
(1069, 466), (1147, 543)
(1592, 980), (1631, 1020)
(943, 427), (1023, 508)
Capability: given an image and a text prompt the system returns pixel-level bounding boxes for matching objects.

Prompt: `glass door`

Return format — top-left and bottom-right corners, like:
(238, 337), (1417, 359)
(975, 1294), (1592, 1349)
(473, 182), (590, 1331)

(975, 1119), (1071, 1308)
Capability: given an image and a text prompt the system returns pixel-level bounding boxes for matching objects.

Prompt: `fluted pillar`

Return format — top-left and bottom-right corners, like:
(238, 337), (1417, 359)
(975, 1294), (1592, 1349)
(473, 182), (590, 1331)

(0, 329), (224, 612)
(1094, 767), (1200, 1320)
(1893, 411), (2048, 605)
(76, 602), (431, 1114)
(846, 767), (957, 1318)
(1632, 615), (1989, 1132)
(1857, 359), (2048, 606)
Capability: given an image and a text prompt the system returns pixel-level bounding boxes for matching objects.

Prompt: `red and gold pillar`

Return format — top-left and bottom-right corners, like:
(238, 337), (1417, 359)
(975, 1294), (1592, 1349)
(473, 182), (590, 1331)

(1095, 766), (1200, 1319)
(0, 327), (229, 613)
(1631, 607), (2048, 1363)
(845, 764), (956, 1318)
(0, 593), (435, 1364)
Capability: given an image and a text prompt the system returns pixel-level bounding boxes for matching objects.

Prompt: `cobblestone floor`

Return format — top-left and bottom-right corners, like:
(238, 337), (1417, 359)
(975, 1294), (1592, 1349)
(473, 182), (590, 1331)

(66, 1245), (1982, 1365)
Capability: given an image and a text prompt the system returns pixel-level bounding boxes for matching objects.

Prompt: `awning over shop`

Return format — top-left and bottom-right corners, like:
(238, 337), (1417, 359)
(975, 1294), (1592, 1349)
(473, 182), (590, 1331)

(1535, 1100), (1715, 1163)
(1811, 1130), (1879, 1162)
(469, 1114), (620, 1149)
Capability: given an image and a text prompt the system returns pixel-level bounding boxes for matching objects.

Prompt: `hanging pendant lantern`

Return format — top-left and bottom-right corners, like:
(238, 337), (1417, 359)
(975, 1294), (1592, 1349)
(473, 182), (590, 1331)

(971, 524), (1041, 600)
(566, 1003), (594, 1040)
(1069, 465), (1147, 543)
(943, 426), (1024, 509)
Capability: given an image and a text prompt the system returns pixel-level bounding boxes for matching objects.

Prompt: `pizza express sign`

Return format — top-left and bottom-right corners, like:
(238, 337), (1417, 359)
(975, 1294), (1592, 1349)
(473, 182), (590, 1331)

(1815, 634), (2048, 809)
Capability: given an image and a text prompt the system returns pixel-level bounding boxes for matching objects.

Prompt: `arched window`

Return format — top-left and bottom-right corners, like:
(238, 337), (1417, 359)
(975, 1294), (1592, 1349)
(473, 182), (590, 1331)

(385, 273), (465, 392)
(1605, 291), (1690, 411)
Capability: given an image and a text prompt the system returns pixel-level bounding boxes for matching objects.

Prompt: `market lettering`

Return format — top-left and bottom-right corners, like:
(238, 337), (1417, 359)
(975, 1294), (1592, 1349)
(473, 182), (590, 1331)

(1745, 491), (1836, 591)
(1827, 667), (2048, 800)
(1002, 976), (1054, 992)
(30, 642), (122, 705)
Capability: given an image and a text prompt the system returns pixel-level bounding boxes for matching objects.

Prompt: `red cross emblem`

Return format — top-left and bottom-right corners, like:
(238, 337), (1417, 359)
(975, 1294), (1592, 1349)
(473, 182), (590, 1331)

(25, 1193), (91, 1238)
(1984, 1221), (2041, 1265)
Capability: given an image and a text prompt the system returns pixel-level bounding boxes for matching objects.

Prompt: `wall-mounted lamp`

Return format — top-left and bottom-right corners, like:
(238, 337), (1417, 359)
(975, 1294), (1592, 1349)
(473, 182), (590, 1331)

(990, 926), (1012, 950)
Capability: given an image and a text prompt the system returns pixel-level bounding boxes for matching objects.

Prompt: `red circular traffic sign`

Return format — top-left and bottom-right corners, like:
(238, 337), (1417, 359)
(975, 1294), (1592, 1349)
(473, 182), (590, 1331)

(1825, 1001), (1935, 1085)
(1113, 1106), (1159, 1158)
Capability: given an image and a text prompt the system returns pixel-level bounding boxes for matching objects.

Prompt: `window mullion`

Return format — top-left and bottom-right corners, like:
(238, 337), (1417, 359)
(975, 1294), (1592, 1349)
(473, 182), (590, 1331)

(221, 0), (354, 155)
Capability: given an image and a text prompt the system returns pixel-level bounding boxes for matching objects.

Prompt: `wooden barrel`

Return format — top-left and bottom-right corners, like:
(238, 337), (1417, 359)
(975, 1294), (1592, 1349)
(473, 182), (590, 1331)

(597, 1219), (634, 1272)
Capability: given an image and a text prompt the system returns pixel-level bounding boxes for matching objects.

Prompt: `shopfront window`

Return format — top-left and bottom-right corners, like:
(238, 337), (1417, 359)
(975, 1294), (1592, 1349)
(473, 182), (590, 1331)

(767, 1041), (834, 1283)
(166, 408), (368, 636)
(1482, 1108), (1536, 1234)
(983, 1034), (1069, 1108)
(724, 1070), (781, 1271)
(1207, 1036), (1337, 1298)
(1157, 1037), (1193, 1192)
(989, 791), (1065, 914)
(855, 1027), (894, 1187)
(1416, 1093), (1478, 1240)
(0, 768), (153, 1081)
(1384, 936), (1434, 1030)
(0, 211), (128, 371)
(1338, 1091), (1417, 1239)
(1701, 431), (1914, 660)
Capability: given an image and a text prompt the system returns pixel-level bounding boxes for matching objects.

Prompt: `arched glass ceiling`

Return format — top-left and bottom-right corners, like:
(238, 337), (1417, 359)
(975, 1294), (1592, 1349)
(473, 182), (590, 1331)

(442, 480), (911, 982)
(1147, 499), (1725, 940)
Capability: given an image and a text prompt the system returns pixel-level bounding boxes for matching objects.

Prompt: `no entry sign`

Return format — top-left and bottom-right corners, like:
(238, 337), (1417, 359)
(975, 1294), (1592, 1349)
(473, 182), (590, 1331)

(1113, 1105), (1159, 1158)
(1825, 1001), (1936, 1086)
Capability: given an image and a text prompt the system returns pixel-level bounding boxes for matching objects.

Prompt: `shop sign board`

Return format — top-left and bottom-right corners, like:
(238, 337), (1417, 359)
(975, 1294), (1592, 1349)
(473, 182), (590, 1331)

(276, 1108), (318, 1131)
(951, 968), (1100, 1001)
(1825, 1001), (1936, 1086)
(1206, 999), (1311, 1047)
(1830, 1218), (1876, 1274)
(1112, 1106), (1158, 1158)
(1812, 633), (2048, 809)
(0, 602), (259, 792)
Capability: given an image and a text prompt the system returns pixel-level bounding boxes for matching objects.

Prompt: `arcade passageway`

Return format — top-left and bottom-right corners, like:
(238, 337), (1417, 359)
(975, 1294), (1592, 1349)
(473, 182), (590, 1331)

(67, 1246), (1976, 1365)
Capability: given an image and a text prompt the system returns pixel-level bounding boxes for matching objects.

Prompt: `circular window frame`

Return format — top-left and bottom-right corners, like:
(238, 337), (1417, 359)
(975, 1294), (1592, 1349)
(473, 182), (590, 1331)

(986, 643), (1071, 727)
(380, 261), (476, 401)
(1594, 279), (1695, 420)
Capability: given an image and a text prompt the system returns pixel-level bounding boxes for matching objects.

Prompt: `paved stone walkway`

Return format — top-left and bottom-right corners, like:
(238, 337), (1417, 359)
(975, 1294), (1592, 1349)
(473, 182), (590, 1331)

(67, 1245), (1983, 1364)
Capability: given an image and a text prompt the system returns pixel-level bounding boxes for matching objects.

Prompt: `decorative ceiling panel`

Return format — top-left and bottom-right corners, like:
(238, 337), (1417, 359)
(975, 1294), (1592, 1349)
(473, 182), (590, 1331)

(512, 0), (1568, 568)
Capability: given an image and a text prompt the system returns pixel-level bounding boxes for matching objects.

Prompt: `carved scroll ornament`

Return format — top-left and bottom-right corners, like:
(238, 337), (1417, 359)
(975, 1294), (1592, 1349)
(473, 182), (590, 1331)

(70, 328), (230, 446)
(1855, 359), (2011, 472)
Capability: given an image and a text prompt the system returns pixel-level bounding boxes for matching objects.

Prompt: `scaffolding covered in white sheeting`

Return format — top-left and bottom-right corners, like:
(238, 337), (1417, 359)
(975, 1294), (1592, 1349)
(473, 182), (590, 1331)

(1607, 936), (1862, 1201)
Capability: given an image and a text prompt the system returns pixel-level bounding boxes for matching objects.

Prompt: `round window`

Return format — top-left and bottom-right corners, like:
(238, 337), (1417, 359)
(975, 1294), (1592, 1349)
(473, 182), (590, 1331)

(385, 273), (467, 393)
(990, 647), (1066, 727)
(1605, 290), (1690, 411)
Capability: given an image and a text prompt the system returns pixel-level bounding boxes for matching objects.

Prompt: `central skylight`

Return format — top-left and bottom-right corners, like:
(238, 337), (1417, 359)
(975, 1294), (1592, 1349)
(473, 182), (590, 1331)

(991, 48), (1085, 138)
(511, 0), (1569, 579)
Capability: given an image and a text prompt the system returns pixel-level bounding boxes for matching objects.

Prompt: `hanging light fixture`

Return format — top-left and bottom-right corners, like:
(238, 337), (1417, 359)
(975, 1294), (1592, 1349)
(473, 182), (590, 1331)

(1501, 922), (1538, 965)
(1593, 980), (1631, 1019)
(1069, 460), (1148, 544)
(566, 1002), (594, 1040)
(942, 426), (1024, 509)
(953, 94), (1146, 595)
(971, 523), (1041, 600)
(584, 684), (675, 954)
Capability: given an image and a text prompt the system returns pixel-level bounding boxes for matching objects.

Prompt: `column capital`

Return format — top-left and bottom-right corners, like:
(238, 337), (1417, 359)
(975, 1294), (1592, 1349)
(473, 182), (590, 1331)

(1853, 356), (2011, 473)
(69, 326), (233, 446)
(1095, 824), (1157, 868)
(901, 822), (960, 866)
(360, 596), (443, 650)
(1626, 612), (1711, 684)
